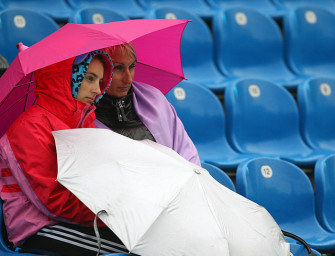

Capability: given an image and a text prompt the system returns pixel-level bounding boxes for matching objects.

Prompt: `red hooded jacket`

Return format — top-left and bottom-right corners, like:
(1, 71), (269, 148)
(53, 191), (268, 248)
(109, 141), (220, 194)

(0, 55), (112, 246)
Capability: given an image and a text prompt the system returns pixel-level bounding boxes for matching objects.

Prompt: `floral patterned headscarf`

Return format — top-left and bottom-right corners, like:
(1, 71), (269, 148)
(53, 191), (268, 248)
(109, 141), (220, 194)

(71, 50), (113, 105)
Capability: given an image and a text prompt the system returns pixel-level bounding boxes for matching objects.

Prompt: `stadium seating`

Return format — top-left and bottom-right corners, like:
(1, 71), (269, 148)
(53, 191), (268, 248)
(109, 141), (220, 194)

(206, 0), (284, 19)
(236, 157), (335, 253)
(290, 243), (321, 256)
(224, 78), (333, 166)
(0, 8), (59, 63)
(283, 6), (335, 78)
(66, 0), (145, 19)
(314, 154), (335, 233)
(273, 0), (335, 12)
(69, 7), (128, 24)
(137, 0), (215, 19)
(146, 6), (228, 92)
(201, 162), (236, 191)
(297, 77), (335, 151)
(212, 6), (306, 89)
(165, 80), (262, 170)
(1, 0), (72, 22)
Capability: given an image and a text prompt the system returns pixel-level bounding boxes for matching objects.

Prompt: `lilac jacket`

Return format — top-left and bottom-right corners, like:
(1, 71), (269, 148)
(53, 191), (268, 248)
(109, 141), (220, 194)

(95, 81), (201, 166)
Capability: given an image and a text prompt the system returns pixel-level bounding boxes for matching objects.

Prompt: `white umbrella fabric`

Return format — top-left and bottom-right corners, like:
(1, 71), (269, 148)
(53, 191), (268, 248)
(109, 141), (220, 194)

(53, 128), (290, 256)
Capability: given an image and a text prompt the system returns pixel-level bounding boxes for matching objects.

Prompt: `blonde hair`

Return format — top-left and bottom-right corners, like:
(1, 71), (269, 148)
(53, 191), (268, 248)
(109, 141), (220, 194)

(103, 42), (137, 63)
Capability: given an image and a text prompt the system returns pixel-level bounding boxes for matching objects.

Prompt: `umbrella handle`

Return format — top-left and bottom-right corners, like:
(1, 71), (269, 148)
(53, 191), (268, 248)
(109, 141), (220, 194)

(94, 210), (108, 256)
(282, 230), (317, 256)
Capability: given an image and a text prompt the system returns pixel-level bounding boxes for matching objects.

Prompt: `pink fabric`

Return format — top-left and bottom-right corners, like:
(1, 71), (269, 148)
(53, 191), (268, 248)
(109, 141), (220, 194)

(0, 135), (57, 247)
(0, 19), (189, 137)
(0, 19), (188, 101)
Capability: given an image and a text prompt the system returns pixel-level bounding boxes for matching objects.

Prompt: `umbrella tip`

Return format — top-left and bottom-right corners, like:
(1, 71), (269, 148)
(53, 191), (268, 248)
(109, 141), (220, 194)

(16, 42), (29, 52)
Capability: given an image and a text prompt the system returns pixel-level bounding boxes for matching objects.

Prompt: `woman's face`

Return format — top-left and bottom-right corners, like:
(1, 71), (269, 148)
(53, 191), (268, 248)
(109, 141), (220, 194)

(107, 51), (136, 98)
(76, 57), (104, 105)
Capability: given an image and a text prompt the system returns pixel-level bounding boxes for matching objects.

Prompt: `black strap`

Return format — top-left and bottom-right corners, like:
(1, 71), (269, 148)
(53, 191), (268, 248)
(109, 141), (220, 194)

(282, 230), (317, 256)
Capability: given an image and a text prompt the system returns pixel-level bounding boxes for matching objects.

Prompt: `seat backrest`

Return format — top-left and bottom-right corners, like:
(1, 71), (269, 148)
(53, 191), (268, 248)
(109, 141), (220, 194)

(206, 0), (281, 17)
(146, 7), (216, 74)
(224, 78), (304, 154)
(201, 163), (236, 191)
(273, 0), (335, 9)
(297, 77), (335, 151)
(236, 157), (316, 224)
(212, 7), (289, 79)
(66, 0), (145, 18)
(283, 6), (335, 76)
(314, 154), (335, 232)
(138, 0), (214, 18)
(1, 0), (72, 21)
(0, 8), (59, 63)
(69, 7), (128, 24)
(166, 80), (225, 145)
(165, 81), (230, 153)
(289, 243), (321, 256)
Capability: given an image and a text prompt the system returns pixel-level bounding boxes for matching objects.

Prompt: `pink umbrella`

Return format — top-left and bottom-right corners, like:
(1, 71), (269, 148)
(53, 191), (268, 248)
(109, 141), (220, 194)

(0, 19), (189, 137)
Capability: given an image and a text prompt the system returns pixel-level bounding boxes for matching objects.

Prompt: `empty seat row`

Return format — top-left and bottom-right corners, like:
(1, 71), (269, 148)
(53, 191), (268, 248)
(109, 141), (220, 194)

(166, 77), (335, 169)
(2, 5), (335, 93)
(236, 155), (335, 253)
(1, 0), (335, 21)
(205, 160), (326, 255)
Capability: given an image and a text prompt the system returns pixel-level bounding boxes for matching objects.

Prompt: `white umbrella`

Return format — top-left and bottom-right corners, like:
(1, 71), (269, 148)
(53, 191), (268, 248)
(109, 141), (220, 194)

(53, 128), (289, 256)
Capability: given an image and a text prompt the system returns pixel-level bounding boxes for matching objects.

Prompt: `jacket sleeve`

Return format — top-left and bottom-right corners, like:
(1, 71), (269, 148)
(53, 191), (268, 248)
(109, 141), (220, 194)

(7, 116), (98, 225)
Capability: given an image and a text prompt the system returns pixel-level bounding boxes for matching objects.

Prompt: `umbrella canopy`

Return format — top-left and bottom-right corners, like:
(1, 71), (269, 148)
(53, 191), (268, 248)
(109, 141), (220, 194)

(0, 19), (188, 137)
(54, 128), (290, 256)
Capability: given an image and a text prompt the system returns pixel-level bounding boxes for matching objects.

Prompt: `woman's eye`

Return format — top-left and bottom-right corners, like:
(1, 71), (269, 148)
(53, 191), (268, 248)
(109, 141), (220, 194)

(130, 64), (136, 70)
(114, 66), (122, 71)
(86, 75), (94, 82)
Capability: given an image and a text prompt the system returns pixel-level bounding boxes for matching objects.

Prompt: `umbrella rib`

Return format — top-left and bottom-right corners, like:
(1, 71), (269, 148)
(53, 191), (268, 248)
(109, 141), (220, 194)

(0, 79), (35, 117)
(137, 62), (185, 79)
(130, 172), (194, 250)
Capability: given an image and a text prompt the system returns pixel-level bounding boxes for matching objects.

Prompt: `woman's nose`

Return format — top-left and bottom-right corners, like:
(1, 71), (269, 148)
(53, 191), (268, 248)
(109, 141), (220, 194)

(93, 82), (102, 95)
(123, 69), (132, 83)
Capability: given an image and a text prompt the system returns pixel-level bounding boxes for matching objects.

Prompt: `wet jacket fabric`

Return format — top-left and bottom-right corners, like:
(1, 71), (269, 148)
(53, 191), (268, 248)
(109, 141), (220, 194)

(0, 54), (112, 247)
(95, 81), (201, 166)
(95, 87), (156, 142)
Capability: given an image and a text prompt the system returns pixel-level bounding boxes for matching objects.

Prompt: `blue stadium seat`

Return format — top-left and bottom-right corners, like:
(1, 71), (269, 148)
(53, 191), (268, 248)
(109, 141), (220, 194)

(236, 157), (335, 253)
(201, 162), (236, 191)
(0, 8), (59, 64)
(138, 0), (215, 19)
(314, 154), (335, 233)
(224, 78), (333, 166)
(290, 243), (321, 256)
(212, 6), (306, 89)
(146, 6), (228, 92)
(273, 0), (335, 13)
(283, 6), (335, 78)
(69, 7), (128, 24)
(206, 0), (284, 19)
(165, 80), (261, 170)
(66, 0), (145, 19)
(297, 77), (335, 151)
(1, 0), (72, 22)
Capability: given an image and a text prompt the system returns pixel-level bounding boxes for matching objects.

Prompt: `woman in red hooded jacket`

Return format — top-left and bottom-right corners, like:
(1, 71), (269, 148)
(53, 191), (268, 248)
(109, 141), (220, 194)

(0, 50), (130, 255)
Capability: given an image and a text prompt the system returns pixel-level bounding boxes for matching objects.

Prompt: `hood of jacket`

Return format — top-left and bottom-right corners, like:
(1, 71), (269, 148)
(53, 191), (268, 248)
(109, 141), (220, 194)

(34, 52), (113, 128)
